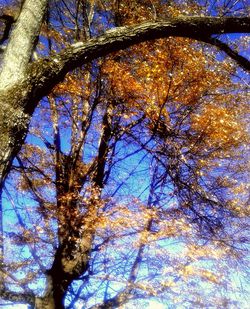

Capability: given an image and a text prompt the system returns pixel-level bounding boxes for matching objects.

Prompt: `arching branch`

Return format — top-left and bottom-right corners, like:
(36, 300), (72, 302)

(26, 17), (250, 104)
(0, 16), (250, 190)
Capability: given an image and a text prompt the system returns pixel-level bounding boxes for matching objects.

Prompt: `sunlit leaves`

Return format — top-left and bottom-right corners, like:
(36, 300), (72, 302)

(191, 105), (244, 148)
(1, 0), (250, 308)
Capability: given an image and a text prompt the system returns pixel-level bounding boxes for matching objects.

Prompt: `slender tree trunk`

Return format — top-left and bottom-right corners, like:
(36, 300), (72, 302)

(34, 274), (55, 309)
(35, 293), (55, 309)
(35, 297), (55, 309)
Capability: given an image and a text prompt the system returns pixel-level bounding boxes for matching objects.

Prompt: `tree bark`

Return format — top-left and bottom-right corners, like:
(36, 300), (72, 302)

(35, 297), (55, 309)
(0, 16), (249, 188)
(0, 8), (250, 307)
(0, 0), (47, 89)
(0, 0), (47, 187)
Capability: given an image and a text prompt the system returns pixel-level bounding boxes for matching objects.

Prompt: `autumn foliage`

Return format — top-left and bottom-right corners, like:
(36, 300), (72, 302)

(1, 0), (249, 308)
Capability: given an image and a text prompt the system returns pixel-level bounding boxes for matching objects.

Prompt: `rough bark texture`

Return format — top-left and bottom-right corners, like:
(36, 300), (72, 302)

(0, 70), (42, 184)
(0, 0), (47, 186)
(0, 0), (47, 89)
(35, 297), (55, 309)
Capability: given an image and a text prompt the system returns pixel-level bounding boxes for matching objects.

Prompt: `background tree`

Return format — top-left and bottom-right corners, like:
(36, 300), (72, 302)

(0, 0), (249, 308)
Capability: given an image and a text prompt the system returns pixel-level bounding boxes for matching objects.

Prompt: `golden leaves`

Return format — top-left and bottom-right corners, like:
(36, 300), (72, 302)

(191, 105), (244, 148)
(102, 58), (145, 100)
(53, 71), (91, 99)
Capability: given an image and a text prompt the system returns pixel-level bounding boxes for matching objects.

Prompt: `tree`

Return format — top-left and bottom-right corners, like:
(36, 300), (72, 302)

(0, 0), (249, 186)
(0, 0), (249, 308)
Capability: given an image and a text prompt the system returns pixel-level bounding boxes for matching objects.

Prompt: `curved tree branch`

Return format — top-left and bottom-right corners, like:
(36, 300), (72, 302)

(34, 17), (250, 92)
(25, 17), (250, 106)
(0, 15), (250, 202)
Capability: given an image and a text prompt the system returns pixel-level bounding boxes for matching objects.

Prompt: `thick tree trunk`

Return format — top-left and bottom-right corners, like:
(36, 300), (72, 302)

(0, 86), (35, 187)
(0, 0), (47, 89)
(35, 238), (93, 309)
(0, 0), (47, 186)
(0, 98), (27, 186)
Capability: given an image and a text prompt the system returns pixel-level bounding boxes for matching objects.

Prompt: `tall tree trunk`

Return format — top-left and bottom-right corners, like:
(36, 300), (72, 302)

(0, 0), (47, 186)
(0, 94), (29, 186)
(0, 0), (47, 89)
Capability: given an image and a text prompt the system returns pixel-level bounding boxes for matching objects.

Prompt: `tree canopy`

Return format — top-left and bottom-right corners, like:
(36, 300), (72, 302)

(0, 1), (249, 308)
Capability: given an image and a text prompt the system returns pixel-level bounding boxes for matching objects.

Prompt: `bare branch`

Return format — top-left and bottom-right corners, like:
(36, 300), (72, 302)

(202, 36), (250, 71)
(0, 289), (34, 306)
